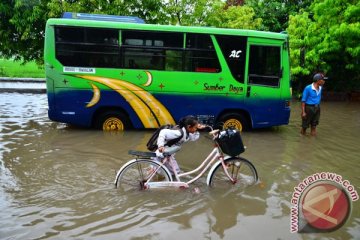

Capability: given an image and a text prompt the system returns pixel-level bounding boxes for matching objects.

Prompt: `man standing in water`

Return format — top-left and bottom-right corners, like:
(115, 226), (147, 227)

(300, 73), (327, 136)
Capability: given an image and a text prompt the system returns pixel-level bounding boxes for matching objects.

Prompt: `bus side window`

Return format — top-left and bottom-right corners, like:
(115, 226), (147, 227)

(122, 30), (182, 71)
(184, 34), (221, 73)
(248, 46), (281, 87)
(55, 27), (120, 68)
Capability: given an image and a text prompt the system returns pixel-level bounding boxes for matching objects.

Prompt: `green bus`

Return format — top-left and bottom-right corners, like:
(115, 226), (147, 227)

(45, 12), (291, 131)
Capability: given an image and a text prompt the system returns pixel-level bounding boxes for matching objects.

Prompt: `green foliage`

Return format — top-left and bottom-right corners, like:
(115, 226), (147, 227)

(166, 0), (219, 26)
(206, 5), (262, 29)
(246, 0), (313, 32)
(287, 13), (313, 76)
(288, 0), (360, 91)
(1, 0), (48, 65)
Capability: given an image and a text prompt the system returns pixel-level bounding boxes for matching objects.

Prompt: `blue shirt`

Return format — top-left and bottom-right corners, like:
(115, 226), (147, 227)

(301, 83), (322, 105)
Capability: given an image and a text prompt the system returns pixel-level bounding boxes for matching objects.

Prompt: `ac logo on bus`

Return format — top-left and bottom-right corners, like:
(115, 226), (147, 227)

(229, 50), (242, 58)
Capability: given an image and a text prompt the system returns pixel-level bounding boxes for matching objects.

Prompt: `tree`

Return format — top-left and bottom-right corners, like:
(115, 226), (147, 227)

(287, 13), (313, 76)
(165, 0), (220, 26)
(245, 0), (312, 32)
(206, 5), (262, 29)
(0, 0), (48, 64)
(288, 0), (360, 91)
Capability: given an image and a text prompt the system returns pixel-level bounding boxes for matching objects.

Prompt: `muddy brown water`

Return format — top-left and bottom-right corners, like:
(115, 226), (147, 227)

(1, 93), (359, 239)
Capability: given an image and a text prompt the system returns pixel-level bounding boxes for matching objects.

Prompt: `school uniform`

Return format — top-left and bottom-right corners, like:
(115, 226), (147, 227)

(155, 127), (200, 174)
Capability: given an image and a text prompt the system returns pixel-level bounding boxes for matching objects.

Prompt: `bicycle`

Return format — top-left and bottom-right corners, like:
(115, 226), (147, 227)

(114, 127), (258, 191)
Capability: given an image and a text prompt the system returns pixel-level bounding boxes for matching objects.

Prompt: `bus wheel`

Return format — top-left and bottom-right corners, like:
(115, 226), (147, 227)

(95, 111), (130, 131)
(218, 113), (249, 132)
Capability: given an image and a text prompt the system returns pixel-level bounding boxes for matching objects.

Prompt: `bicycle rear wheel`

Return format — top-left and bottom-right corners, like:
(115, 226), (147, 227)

(114, 159), (172, 191)
(207, 157), (258, 189)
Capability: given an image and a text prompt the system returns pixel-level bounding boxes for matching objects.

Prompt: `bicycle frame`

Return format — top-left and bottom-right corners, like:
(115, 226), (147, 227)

(144, 131), (237, 190)
(177, 147), (223, 184)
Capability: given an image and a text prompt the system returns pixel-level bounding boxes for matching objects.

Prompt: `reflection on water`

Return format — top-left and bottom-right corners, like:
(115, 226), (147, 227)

(0, 93), (359, 239)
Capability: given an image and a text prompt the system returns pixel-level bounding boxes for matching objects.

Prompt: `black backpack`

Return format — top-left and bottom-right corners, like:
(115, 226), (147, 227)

(146, 124), (184, 151)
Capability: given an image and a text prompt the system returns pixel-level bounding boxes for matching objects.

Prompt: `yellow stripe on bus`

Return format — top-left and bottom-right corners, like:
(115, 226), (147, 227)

(79, 75), (159, 128)
(114, 79), (176, 125)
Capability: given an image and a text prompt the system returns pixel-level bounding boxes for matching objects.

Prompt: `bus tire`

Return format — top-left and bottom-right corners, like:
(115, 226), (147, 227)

(217, 113), (250, 131)
(94, 111), (131, 131)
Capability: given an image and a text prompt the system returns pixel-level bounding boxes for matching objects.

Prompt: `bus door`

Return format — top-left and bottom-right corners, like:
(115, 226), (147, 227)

(245, 38), (284, 128)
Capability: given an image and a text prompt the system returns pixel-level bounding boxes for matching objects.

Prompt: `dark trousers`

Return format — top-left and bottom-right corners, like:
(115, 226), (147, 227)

(302, 104), (320, 129)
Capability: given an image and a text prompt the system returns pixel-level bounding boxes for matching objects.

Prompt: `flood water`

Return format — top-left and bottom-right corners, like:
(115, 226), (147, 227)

(1, 92), (359, 239)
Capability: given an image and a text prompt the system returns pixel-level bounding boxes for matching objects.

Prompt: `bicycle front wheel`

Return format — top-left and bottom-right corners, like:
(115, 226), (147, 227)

(207, 157), (258, 189)
(114, 159), (172, 191)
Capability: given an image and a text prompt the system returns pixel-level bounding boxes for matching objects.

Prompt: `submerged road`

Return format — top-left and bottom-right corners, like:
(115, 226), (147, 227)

(0, 92), (359, 239)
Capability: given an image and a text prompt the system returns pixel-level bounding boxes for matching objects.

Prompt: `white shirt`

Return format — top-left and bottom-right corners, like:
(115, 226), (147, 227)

(311, 83), (322, 96)
(157, 126), (200, 147)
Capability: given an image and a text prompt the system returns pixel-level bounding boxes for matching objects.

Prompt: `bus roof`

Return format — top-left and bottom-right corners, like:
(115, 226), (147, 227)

(46, 17), (287, 40)
(62, 12), (145, 24)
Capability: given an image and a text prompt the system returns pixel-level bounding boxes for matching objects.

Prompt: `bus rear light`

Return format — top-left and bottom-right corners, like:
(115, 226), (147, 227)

(195, 67), (218, 73)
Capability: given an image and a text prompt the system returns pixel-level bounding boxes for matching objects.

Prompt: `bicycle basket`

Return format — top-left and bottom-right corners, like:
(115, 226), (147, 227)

(216, 128), (245, 156)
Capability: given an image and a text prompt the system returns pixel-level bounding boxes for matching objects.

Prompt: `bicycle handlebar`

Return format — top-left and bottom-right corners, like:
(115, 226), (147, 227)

(198, 125), (220, 139)
(209, 129), (220, 138)
(209, 129), (219, 135)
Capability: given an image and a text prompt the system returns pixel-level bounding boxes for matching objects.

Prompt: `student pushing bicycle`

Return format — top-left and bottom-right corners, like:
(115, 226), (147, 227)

(114, 116), (258, 191)
(154, 115), (207, 175)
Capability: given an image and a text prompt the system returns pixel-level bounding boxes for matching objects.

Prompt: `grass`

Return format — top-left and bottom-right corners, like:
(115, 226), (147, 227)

(0, 58), (45, 78)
